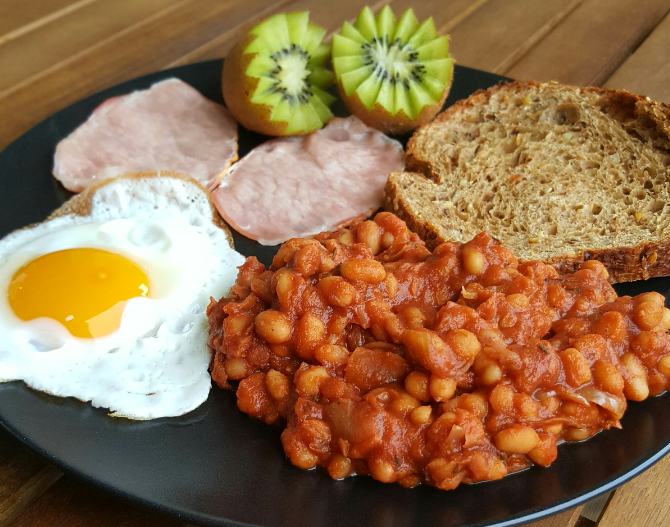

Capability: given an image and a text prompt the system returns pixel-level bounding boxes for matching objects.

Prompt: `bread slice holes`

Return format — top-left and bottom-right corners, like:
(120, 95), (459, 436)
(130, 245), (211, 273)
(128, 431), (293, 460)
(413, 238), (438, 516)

(624, 196), (632, 206)
(643, 180), (653, 190)
(650, 201), (665, 213)
(591, 204), (603, 215)
(547, 225), (558, 236)
(622, 187), (631, 195)
(632, 190), (645, 200)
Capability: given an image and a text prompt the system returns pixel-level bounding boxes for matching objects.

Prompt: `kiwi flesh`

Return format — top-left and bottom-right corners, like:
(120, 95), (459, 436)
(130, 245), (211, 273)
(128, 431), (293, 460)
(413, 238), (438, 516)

(332, 6), (453, 135)
(222, 12), (335, 136)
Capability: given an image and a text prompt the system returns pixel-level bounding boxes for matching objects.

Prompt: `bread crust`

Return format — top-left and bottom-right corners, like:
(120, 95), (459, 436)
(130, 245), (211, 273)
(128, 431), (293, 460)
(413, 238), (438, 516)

(388, 81), (670, 283)
(406, 80), (670, 181)
(384, 175), (670, 283)
(49, 171), (236, 249)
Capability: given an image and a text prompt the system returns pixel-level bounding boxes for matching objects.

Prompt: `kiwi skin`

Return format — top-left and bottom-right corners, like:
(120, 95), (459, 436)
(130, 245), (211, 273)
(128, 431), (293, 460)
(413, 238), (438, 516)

(222, 33), (289, 137)
(336, 66), (453, 136)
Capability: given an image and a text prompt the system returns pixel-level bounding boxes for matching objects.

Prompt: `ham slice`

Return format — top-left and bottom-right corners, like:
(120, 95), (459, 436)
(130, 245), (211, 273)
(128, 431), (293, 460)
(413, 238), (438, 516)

(211, 116), (405, 246)
(53, 78), (238, 192)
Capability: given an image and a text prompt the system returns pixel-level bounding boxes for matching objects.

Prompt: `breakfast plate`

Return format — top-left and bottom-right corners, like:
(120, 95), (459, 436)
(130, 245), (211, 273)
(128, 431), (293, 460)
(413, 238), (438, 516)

(1, 59), (670, 527)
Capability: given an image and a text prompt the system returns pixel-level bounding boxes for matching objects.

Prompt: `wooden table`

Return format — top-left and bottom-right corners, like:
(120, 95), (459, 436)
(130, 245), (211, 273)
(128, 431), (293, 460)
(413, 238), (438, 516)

(1, 0), (670, 525)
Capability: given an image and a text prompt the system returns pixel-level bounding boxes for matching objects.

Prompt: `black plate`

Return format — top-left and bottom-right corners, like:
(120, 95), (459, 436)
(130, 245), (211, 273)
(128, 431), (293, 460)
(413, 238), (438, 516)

(1, 59), (669, 527)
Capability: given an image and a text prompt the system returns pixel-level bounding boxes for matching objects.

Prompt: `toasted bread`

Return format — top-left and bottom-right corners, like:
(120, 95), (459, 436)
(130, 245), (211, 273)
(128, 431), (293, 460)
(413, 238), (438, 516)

(384, 81), (670, 283)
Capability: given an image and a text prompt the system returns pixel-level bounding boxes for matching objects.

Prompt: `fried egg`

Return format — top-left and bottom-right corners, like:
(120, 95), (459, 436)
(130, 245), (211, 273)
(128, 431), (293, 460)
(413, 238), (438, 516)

(0, 173), (245, 419)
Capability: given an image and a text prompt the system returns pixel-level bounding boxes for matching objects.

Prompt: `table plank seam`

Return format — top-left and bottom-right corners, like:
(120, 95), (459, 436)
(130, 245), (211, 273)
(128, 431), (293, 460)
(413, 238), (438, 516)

(165, 0), (297, 68)
(492, 0), (584, 75)
(0, 464), (63, 527)
(0, 0), (195, 102)
(0, 0), (99, 46)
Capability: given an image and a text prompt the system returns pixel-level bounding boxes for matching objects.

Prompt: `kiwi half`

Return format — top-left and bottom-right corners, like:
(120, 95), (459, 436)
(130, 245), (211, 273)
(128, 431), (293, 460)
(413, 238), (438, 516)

(332, 6), (453, 135)
(222, 12), (335, 136)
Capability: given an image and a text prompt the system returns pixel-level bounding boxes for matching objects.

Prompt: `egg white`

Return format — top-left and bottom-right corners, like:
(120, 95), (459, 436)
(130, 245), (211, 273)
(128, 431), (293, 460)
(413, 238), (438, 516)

(0, 176), (245, 419)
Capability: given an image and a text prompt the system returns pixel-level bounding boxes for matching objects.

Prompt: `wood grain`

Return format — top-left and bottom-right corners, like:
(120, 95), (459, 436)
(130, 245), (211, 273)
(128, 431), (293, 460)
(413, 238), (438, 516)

(447, 0), (583, 74)
(0, 0), (185, 92)
(167, 0), (484, 68)
(604, 12), (670, 102)
(0, 465), (63, 527)
(506, 0), (670, 86)
(523, 506), (584, 527)
(0, 430), (48, 504)
(5, 475), (186, 527)
(597, 454), (670, 527)
(0, 0), (289, 150)
(167, 0), (386, 67)
(0, 0), (88, 40)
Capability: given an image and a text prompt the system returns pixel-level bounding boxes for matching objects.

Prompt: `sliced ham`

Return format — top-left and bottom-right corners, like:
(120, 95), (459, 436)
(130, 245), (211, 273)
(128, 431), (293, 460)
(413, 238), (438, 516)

(211, 116), (405, 245)
(53, 78), (238, 192)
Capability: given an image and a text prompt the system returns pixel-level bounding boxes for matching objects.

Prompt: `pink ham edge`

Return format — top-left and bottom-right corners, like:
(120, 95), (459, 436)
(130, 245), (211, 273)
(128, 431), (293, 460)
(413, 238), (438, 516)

(211, 116), (405, 246)
(53, 78), (238, 192)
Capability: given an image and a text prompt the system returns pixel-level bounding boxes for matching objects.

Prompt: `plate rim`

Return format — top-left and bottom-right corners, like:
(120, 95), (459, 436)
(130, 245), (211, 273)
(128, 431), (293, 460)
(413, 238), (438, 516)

(1, 58), (669, 527)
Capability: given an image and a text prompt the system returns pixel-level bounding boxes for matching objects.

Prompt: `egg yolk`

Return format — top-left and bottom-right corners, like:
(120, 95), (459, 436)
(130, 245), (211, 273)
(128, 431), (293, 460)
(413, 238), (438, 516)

(7, 248), (150, 339)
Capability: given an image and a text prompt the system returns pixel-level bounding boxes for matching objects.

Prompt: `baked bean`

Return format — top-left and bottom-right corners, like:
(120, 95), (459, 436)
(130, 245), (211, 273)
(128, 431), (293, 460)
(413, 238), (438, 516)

(294, 365), (330, 398)
(559, 348), (592, 387)
(622, 352), (649, 401)
(297, 313), (326, 358)
(581, 260), (609, 280)
(593, 360), (624, 394)
(444, 329), (481, 362)
(460, 391), (488, 420)
(211, 210), (670, 492)
(405, 371), (431, 402)
(288, 441), (319, 469)
(494, 425), (540, 454)
(410, 406), (433, 425)
(381, 231), (395, 249)
(429, 375), (457, 402)
(657, 355), (670, 377)
(462, 246), (485, 275)
(635, 292), (666, 306)
(516, 393), (540, 418)
(315, 344), (350, 365)
(318, 276), (356, 307)
(401, 307), (427, 329)
(658, 308), (670, 332)
(294, 244), (321, 277)
(271, 343), (291, 358)
(356, 221), (382, 255)
(562, 401), (599, 424)
(328, 454), (353, 479)
(506, 293), (530, 309)
(481, 364), (503, 386)
(540, 395), (560, 414)
(545, 423), (563, 436)
(327, 315), (349, 337)
(225, 357), (248, 379)
(255, 309), (291, 344)
(564, 427), (591, 442)
(593, 311), (627, 342)
(391, 392), (421, 414)
(369, 455), (396, 483)
(634, 301), (664, 331)
(266, 370), (290, 401)
(340, 259), (386, 284)
(384, 273), (398, 299)
(528, 433), (558, 466)
(425, 458), (463, 490)
(490, 384), (515, 414)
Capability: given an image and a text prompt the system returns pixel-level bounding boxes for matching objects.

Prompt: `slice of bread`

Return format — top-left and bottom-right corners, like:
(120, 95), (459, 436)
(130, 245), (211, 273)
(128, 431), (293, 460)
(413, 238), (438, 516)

(384, 80), (670, 283)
